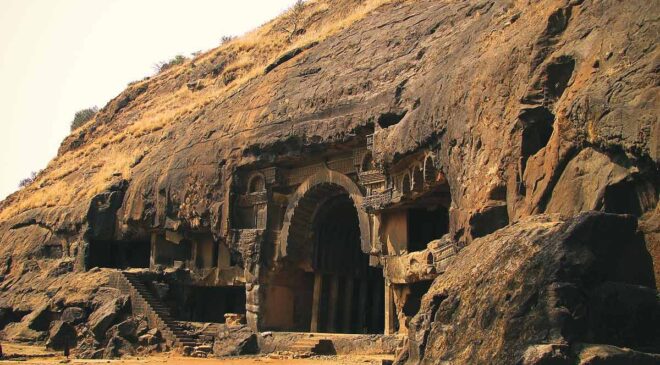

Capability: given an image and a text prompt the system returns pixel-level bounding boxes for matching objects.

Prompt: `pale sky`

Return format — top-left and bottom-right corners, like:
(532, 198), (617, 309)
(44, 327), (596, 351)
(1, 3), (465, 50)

(0, 0), (297, 201)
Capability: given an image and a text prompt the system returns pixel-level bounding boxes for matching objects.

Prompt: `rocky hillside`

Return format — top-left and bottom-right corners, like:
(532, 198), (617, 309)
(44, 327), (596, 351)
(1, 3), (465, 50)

(0, 0), (657, 363)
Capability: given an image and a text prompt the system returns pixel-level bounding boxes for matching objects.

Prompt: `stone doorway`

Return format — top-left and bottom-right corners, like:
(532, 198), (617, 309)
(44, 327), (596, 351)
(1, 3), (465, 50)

(263, 181), (383, 334)
(310, 193), (384, 334)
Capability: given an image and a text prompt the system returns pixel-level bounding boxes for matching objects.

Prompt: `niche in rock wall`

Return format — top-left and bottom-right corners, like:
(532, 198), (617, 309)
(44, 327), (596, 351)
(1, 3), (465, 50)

(603, 179), (643, 217)
(519, 106), (555, 174)
(401, 174), (412, 195)
(469, 203), (509, 239)
(401, 280), (433, 318)
(412, 165), (424, 192)
(233, 203), (267, 229)
(361, 152), (375, 172)
(407, 207), (449, 252)
(88, 239), (150, 269)
(0, 308), (30, 331)
(248, 174), (265, 193)
(377, 110), (407, 128)
(544, 56), (575, 101)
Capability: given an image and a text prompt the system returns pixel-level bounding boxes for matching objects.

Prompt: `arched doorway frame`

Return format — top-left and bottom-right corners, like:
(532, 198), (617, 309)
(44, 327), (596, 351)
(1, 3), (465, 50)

(279, 167), (371, 258)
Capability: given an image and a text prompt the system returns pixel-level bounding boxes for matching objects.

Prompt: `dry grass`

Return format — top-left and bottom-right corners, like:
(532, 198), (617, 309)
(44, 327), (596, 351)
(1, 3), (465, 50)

(0, 0), (410, 222)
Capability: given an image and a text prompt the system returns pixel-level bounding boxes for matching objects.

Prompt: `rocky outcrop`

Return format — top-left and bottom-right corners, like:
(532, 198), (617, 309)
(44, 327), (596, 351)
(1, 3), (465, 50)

(61, 307), (86, 325)
(401, 212), (658, 364)
(0, 0), (656, 362)
(0, 0), (655, 265)
(88, 288), (129, 338)
(46, 320), (76, 350)
(212, 325), (259, 357)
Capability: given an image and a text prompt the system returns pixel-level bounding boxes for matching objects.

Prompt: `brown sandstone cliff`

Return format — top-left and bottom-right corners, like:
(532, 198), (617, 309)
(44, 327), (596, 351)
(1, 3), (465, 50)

(0, 0), (657, 363)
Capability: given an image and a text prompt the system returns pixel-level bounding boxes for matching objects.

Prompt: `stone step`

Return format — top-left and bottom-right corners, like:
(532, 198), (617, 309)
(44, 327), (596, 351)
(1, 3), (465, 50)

(114, 271), (220, 356)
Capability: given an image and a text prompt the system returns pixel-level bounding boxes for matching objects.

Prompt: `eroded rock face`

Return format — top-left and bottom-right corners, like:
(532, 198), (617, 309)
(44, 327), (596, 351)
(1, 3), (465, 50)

(0, 0), (656, 267)
(403, 212), (658, 364)
(0, 0), (656, 361)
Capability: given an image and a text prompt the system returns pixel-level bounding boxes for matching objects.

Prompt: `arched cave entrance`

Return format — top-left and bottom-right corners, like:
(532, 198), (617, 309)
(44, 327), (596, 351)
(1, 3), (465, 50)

(263, 182), (384, 334)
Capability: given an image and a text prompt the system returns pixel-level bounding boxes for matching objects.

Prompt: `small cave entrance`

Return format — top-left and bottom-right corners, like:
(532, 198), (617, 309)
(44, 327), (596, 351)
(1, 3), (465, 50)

(171, 285), (246, 323)
(401, 281), (434, 318)
(603, 179), (643, 217)
(264, 184), (384, 334)
(88, 238), (150, 269)
(0, 308), (30, 331)
(544, 56), (575, 101)
(377, 110), (407, 129)
(519, 106), (555, 174)
(391, 280), (434, 334)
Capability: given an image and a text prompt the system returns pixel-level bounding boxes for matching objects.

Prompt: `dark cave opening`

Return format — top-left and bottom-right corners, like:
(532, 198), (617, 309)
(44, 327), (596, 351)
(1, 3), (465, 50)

(0, 308), (30, 331)
(519, 106), (555, 173)
(88, 239), (150, 269)
(377, 110), (407, 128)
(174, 285), (246, 323)
(402, 280), (434, 318)
(407, 206), (449, 252)
(603, 179), (642, 217)
(313, 194), (384, 334)
(544, 56), (575, 101)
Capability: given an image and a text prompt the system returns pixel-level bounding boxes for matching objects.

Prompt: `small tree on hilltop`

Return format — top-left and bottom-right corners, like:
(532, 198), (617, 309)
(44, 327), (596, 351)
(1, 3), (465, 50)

(70, 106), (99, 131)
(276, 0), (306, 42)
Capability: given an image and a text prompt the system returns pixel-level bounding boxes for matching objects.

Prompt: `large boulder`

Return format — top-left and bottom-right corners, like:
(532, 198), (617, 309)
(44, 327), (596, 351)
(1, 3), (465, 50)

(46, 320), (77, 350)
(103, 335), (135, 358)
(105, 316), (145, 343)
(1, 304), (51, 343)
(138, 328), (163, 347)
(60, 306), (86, 325)
(24, 304), (51, 331)
(2, 322), (45, 343)
(403, 212), (657, 364)
(88, 288), (129, 339)
(575, 344), (660, 365)
(212, 325), (258, 357)
(74, 328), (103, 359)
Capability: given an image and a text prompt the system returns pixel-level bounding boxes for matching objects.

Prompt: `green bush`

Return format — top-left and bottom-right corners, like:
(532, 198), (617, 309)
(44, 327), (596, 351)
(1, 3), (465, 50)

(154, 54), (187, 73)
(70, 106), (99, 131)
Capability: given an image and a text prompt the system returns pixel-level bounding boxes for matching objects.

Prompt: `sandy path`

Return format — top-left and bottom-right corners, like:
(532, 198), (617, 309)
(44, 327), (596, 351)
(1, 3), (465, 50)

(0, 343), (391, 364)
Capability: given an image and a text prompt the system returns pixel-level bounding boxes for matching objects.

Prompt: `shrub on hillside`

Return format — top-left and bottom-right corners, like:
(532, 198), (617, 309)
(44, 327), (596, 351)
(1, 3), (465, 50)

(220, 35), (236, 45)
(276, 0), (307, 42)
(18, 171), (39, 188)
(154, 55), (187, 73)
(70, 106), (99, 131)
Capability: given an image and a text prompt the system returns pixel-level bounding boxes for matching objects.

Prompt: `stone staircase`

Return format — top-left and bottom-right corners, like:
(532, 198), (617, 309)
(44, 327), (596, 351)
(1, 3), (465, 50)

(289, 335), (333, 354)
(110, 271), (212, 355)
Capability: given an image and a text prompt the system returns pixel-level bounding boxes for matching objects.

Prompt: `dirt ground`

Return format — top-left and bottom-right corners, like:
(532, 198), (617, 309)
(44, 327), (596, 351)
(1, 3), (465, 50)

(0, 343), (393, 364)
